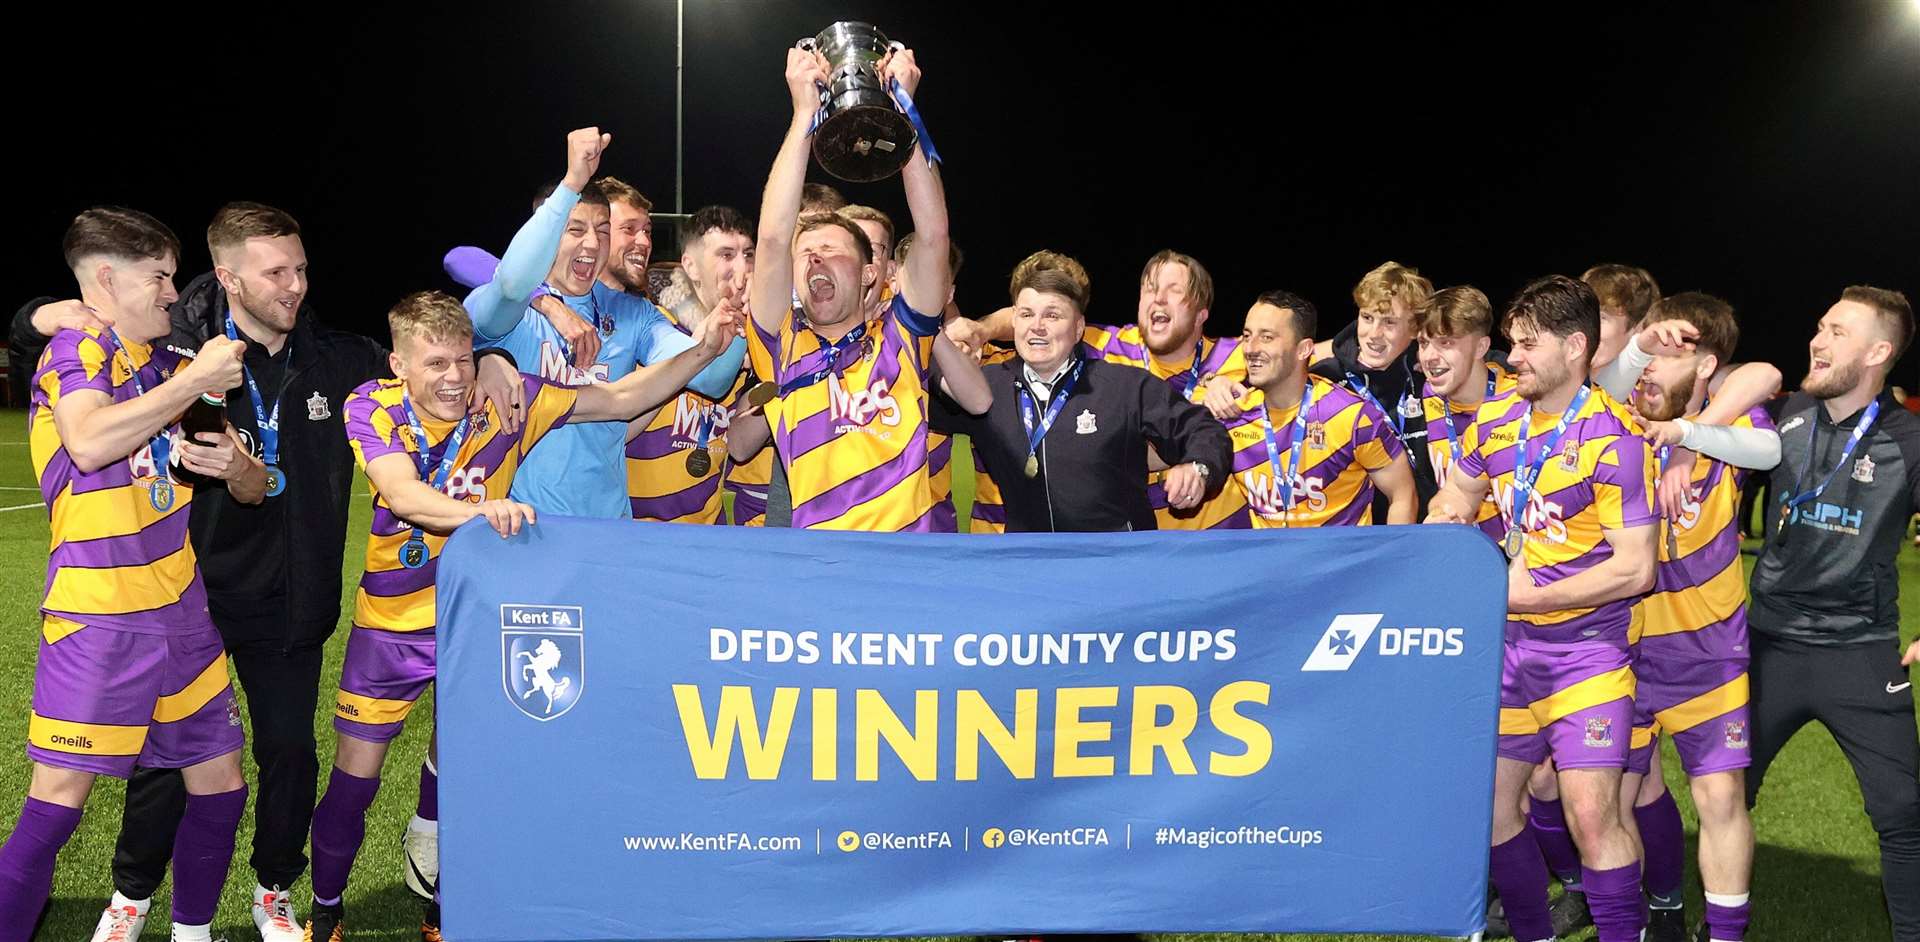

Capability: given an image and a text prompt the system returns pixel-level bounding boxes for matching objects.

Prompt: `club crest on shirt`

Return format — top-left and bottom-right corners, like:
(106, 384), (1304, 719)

(1853, 453), (1875, 484)
(1583, 716), (1614, 748)
(1076, 410), (1097, 434)
(1307, 422), (1327, 450)
(1559, 439), (1580, 471)
(307, 391), (332, 421)
(597, 313), (616, 336)
(1724, 720), (1748, 750)
(473, 411), (491, 435)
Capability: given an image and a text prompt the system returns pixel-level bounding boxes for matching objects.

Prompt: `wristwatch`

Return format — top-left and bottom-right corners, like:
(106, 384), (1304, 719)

(1189, 461), (1211, 482)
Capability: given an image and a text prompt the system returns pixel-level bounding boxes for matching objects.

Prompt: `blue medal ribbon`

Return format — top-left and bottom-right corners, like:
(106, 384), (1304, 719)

(106, 329), (175, 505)
(1434, 367), (1499, 477)
(1016, 359), (1087, 474)
(1345, 370), (1416, 441)
(1508, 384), (1593, 534)
(1179, 337), (1207, 399)
(1258, 382), (1318, 525)
(224, 315), (286, 496)
(779, 320), (869, 396)
(886, 80), (942, 168)
(1780, 400), (1881, 528)
(398, 392), (473, 568)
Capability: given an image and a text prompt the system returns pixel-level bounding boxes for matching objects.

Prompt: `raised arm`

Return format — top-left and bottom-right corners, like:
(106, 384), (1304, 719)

(877, 49), (952, 317)
(464, 127), (608, 339)
(749, 50), (831, 337)
(53, 334), (244, 473)
(574, 307), (741, 422)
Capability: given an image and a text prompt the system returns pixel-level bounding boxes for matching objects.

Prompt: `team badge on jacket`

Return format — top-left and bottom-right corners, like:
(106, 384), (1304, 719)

(1560, 439), (1580, 471)
(308, 391), (332, 421)
(1853, 454), (1875, 484)
(1076, 410), (1097, 434)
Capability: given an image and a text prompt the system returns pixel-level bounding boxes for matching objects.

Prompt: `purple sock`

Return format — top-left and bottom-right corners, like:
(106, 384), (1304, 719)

(0, 797), (82, 942)
(309, 768), (381, 903)
(416, 761), (438, 821)
(1489, 826), (1554, 942)
(1527, 796), (1583, 885)
(171, 787), (247, 925)
(1582, 861), (1648, 942)
(1635, 790), (1686, 900)
(1704, 897), (1751, 940)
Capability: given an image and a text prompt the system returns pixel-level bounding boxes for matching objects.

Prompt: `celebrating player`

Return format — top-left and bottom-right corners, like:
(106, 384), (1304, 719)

(728, 44), (990, 530)
(460, 127), (746, 519)
(0, 209), (254, 942)
(1428, 275), (1656, 942)
(304, 290), (736, 941)
(1219, 290), (1416, 527)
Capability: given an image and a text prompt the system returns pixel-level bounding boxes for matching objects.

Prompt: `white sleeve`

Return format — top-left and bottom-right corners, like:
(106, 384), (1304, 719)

(1594, 336), (1653, 401)
(1676, 418), (1782, 471)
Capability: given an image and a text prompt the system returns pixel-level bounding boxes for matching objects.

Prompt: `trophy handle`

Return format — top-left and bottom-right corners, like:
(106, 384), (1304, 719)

(795, 37), (817, 52)
(886, 40), (905, 53)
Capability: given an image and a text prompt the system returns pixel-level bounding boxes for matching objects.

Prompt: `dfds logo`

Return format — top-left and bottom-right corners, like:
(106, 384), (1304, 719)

(1300, 614), (1465, 672)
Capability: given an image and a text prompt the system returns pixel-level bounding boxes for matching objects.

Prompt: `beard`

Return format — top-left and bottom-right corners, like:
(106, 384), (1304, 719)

(234, 280), (298, 334)
(1637, 374), (1695, 422)
(1803, 357), (1863, 399)
(605, 256), (649, 293)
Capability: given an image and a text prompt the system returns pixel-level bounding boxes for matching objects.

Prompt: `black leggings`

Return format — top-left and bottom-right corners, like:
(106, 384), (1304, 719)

(1748, 635), (1920, 941)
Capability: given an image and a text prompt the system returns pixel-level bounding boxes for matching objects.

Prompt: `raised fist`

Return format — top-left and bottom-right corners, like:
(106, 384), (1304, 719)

(563, 127), (613, 193)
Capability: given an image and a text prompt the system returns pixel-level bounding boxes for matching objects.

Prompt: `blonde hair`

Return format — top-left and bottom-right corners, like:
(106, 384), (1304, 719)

(1353, 261), (1433, 316)
(1418, 285), (1493, 339)
(388, 291), (474, 349)
(836, 205), (895, 254)
(1140, 249), (1214, 313)
(1580, 264), (1660, 322)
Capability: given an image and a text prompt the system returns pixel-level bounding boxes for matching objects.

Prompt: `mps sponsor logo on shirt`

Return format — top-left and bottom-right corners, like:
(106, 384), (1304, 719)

(502, 604), (585, 722)
(1299, 614), (1466, 672)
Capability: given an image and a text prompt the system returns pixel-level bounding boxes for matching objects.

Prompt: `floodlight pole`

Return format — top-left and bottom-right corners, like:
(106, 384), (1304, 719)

(675, 0), (685, 215)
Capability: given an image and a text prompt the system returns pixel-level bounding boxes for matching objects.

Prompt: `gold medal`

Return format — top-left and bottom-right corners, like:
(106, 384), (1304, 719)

(1024, 455), (1039, 478)
(742, 381), (777, 410)
(1503, 528), (1525, 559)
(685, 448), (713, 477)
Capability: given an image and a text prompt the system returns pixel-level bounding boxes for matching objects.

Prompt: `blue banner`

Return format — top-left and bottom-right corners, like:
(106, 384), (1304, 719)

(436, 519), (1506, 941)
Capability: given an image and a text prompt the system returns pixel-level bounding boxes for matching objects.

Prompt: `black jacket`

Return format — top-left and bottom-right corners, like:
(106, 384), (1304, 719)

(1310, 321), (1436, 515)
(12, 274), (389, 650)
(931, 357), (1232, 532)
(1750, 390), (1920, 646)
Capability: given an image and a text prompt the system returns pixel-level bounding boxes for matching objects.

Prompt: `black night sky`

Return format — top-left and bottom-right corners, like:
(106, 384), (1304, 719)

(9, 1), (1919, 384)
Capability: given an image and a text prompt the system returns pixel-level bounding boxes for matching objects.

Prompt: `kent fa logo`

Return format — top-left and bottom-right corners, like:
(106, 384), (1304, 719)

(1300, 614), (1384, 671)
(502, 604), (585, 721)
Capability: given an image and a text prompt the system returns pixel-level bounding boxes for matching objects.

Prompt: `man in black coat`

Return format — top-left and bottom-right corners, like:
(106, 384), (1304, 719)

(932, 264), (1230, 532)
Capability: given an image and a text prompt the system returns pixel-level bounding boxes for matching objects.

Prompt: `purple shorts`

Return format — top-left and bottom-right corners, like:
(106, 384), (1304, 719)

(1498, 637), (1635, 770)
(728, 483), (768, 527)
(27, 619), (243, 778)
(334, 627), (436, 744)
(1627, 648), (1751, 777)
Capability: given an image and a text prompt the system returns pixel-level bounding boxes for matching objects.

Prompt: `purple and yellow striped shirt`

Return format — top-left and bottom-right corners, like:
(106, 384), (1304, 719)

(746, 296), (941, 531)
(1457, 387), (1655, 645)
(345, 374), (576, 639)
(1221, 376), (1403, 528)
(30, 328), (209, 634)
(1082, 322), (1252, 530)
(1630, 405), (1774, 657)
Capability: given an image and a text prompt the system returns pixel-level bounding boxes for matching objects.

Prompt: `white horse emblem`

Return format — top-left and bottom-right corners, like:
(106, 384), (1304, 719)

(516, 639), (573, 715)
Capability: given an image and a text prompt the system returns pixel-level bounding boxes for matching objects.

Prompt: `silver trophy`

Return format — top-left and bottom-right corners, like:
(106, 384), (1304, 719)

(796, 22), (918, 183)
